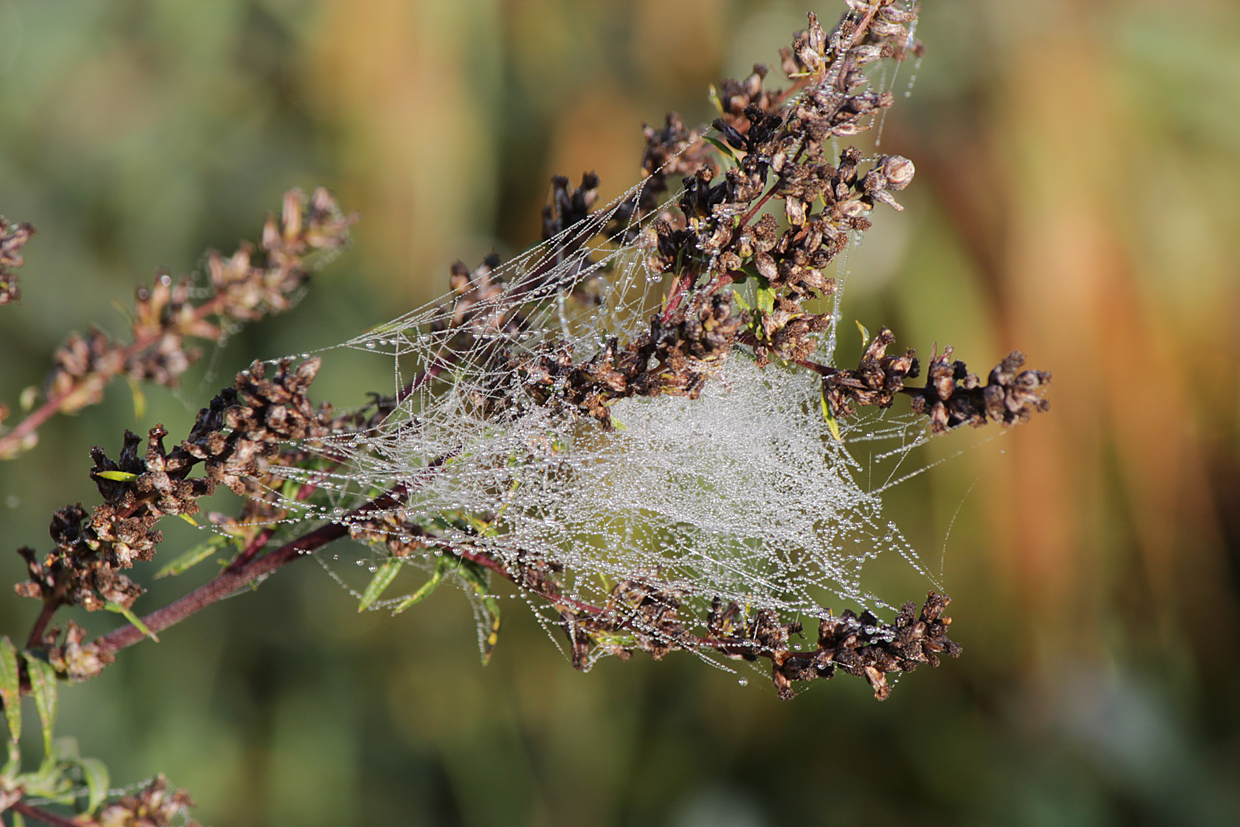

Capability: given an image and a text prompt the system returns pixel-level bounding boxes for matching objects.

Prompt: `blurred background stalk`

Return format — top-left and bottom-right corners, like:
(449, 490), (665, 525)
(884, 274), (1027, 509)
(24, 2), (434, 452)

(1, 0), (1237, 824)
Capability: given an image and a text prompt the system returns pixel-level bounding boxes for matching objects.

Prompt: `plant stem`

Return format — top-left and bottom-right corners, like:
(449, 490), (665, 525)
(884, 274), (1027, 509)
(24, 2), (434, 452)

(10, 800), (83, 827)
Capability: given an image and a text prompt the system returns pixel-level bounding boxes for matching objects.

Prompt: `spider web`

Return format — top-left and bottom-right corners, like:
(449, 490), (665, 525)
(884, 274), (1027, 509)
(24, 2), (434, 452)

(262, 12), (942, 669)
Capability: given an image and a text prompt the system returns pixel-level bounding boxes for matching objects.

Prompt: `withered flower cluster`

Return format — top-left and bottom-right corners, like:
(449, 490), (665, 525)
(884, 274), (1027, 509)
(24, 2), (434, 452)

(95, 775), (198, 827)
(710, 590), (960, 700)
(0, 216), (34, 306)
(821, 327), (1051, 433)
(16, 358), (333, 664)
(499, 10), (931, 429)
(557, 580), (958, 701)
(0, 188), (353, 460)
(48, 189), (350, 405)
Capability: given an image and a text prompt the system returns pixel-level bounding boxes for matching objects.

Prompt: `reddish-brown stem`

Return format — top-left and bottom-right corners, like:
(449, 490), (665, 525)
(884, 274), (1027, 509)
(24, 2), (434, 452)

(225, 480), (320, 574)
(657, 270), (698, 324)
(10, 801), (83, 827)
(25, 597), (62, 649)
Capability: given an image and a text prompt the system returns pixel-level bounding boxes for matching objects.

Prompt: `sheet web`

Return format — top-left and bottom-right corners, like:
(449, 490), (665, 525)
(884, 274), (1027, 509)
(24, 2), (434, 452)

(262, 3), (945, 681)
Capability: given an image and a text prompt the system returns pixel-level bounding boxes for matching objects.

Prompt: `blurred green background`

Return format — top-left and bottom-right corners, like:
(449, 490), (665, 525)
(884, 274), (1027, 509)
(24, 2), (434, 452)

(2, 0), (1239, 824)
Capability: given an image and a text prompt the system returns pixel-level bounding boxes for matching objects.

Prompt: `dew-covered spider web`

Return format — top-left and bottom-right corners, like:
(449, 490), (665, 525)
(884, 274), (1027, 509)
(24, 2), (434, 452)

(257, 10), (947, 672)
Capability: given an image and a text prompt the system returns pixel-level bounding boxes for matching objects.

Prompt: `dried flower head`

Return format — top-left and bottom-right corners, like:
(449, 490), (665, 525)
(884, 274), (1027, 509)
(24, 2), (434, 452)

(0, 216), (34, 306)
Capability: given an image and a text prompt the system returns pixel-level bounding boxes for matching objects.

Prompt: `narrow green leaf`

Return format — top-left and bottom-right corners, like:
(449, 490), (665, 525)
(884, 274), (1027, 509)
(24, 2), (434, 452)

(391, 556), (453, 615)
(458, 562), (501, 664)
(78, 757), (109, 815)
(95, 470), (137, 482)
(11, 810), (24, 827)
(821, 386), (843, 442)
(855, 320), (870, 348)
(127, 377), (146, 421)
(104, 602), (158, 642)
(755, 282), (775, 316)
(701, 135), (737, 164)
(156, 535), (229, 578)
(707, 84), (724, 115)
(0, 637), (21, 742)
(358, 558), (403, 612)
(20, 655), (56, 757)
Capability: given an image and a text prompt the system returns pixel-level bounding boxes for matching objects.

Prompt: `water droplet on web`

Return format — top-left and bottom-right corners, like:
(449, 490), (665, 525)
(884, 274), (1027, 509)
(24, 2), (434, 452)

(737, 678), (748, 687)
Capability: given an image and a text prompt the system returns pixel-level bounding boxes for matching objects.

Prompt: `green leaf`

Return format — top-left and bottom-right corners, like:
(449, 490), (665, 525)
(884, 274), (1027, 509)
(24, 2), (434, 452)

(731, 291), (751, 312)
(95, 470), (137, 482)
(855, 320), (870, 348)
(77, 757), (109, 815)
(127, 377), (146, 421)
(0, 637), (21, 742)
(104, 602), (158, 643)
(458, 562), (501, 664)
(156, 535), (231, 578)
(358, 558), (403, 612)
(821, 385), (843, 442)
(701, 135), (737, 164)
(707, 84), (724, 115)
(755, 281), (775, 316)
(3, 740), (20, 782)
(20, 655), (56, 757)
(391, 556), (454, 615)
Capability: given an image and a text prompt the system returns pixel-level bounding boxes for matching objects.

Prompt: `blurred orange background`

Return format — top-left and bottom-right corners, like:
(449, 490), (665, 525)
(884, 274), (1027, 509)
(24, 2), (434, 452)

(1, 0), (1238, 824)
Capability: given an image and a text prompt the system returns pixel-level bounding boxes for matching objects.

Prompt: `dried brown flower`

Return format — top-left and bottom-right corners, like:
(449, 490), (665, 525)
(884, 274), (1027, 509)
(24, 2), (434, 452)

(0, 216), (35, 306)
(97, 775), (198, 827)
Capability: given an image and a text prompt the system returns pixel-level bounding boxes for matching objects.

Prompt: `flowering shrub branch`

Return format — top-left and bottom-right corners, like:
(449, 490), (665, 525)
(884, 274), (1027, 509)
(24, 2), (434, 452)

(0, 2), (1050, 823)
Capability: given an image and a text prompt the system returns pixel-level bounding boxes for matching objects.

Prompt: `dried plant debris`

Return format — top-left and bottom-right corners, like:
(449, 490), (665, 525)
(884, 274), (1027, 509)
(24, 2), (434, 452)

(0, 216), (34, 306)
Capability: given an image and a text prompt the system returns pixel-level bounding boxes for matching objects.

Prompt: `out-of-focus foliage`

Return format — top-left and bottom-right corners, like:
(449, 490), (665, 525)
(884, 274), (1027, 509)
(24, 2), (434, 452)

(1, 0), (1237, 824)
